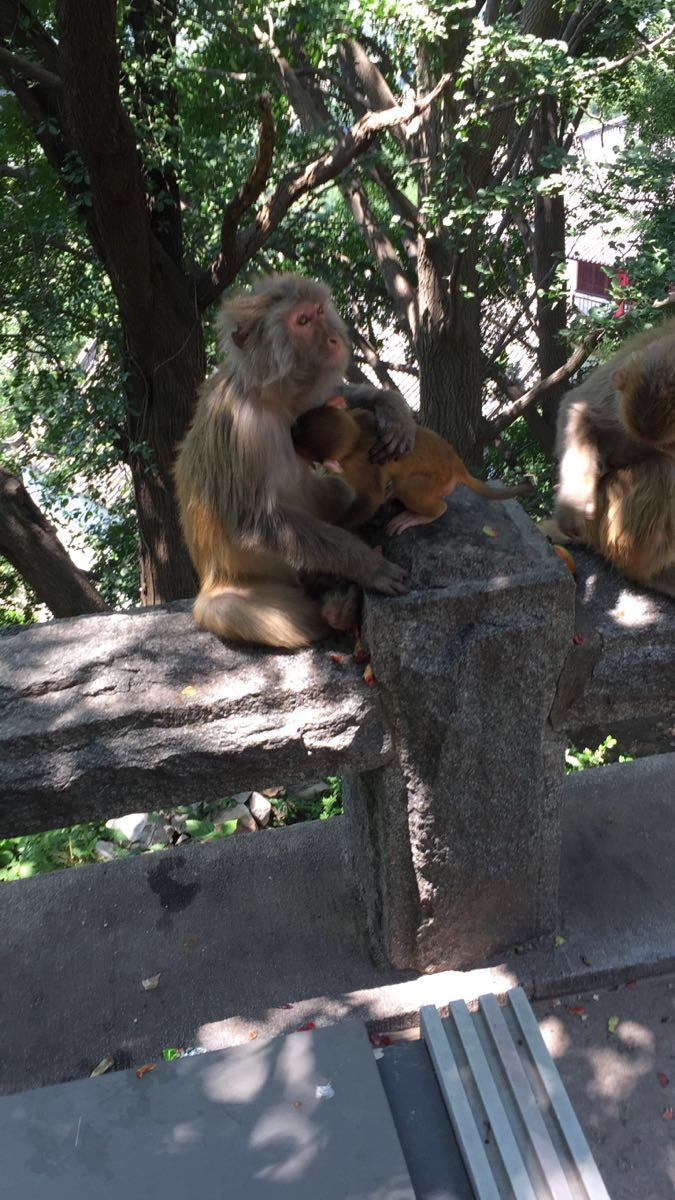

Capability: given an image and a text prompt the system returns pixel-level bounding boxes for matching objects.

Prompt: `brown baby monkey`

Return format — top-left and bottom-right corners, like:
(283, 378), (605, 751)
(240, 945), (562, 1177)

(293, 401), (531, 535)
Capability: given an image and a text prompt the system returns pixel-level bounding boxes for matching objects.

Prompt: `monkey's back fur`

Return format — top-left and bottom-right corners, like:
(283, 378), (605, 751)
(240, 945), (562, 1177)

(555, 318), (675, 597)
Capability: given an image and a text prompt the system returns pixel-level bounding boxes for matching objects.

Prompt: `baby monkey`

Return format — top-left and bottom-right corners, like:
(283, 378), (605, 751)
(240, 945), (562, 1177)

(293, 401), (530, 535)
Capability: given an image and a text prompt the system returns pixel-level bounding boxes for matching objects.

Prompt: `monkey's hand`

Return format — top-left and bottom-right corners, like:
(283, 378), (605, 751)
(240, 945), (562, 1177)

(341, 383), (416, 464)
(366, 556), (410, 596)
(554, 491), (596, 541)
(370, 406), (416, 464)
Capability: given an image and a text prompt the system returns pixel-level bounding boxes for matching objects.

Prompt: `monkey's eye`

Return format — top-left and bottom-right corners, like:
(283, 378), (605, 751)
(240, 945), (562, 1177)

(297, 314), (310, 326)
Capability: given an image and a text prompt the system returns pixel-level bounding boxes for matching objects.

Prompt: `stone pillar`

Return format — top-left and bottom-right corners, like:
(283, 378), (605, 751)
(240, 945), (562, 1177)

(344, 493), (574, 973)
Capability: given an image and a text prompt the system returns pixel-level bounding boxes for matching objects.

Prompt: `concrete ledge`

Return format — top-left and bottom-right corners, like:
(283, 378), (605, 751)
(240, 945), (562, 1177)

(0, 604), (391, 836)
(2, 752), (673, 1097)
(551, 548), (675, 756)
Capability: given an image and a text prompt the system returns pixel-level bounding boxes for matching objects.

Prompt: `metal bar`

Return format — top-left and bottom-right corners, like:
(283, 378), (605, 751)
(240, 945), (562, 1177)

(420, 1005), (501, 1200)
(479, 994), (575, 1200)
(508, 988), (612, 1200)
(449, 1000), (538, 1200)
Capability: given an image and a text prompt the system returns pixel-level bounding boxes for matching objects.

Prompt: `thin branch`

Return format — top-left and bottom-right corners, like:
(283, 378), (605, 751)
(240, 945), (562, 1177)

(596, 23), (675, 73)
(198, 70), (453, 304)
(0, 43), (61, 88)
(219, 92), (275, 253)
(482, 330), (603, 439)
(342, 179), (418, 342)
(0, 161), (33, 179)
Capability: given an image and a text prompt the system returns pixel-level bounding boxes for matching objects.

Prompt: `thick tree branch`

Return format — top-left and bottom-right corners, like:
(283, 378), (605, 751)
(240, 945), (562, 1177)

(482, 331), (603, 440)
(0, 468), (109, 617)
(0, 43), (61, 88)
(199, 53), (450, 306)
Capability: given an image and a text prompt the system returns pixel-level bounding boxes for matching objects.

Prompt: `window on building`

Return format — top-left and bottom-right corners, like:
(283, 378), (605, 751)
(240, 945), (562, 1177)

(576, 260), (610, 297)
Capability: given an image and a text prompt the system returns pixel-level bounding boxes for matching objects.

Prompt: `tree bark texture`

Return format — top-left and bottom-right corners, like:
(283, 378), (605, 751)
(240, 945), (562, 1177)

(0, 468), (109, 617)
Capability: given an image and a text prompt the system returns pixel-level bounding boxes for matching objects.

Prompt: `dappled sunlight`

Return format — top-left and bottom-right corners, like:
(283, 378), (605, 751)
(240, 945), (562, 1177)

(196, 961), (520, 1054)
(584, 1044), (653, 1109)
(538, 1014), (571, 1059)
(162, 1119), (202, 1155)
(202, 1042), (272, 1104)
(608, 589), (664, 629)
(250, 1106), (322, 1183)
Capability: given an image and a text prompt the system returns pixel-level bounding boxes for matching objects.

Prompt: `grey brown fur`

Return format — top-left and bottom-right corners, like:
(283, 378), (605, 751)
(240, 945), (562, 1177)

(174, 273), (415, 648)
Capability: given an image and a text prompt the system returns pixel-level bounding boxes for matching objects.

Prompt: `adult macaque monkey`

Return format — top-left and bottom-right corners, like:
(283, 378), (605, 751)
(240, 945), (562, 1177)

(174, 274), (415, 648)
(554, 321), (675, 597)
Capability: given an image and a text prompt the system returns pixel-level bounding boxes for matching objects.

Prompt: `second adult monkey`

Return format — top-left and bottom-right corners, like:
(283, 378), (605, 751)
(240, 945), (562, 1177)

(554, 320), (675, 598)
(174, 274), (415, 649)
(293, 403), (531, 535)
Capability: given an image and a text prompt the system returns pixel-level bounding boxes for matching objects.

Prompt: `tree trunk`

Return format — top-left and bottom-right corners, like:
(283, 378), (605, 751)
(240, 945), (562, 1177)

(416, 238), (483, 462)
(123, 270), (204, 605)
(0, 468), (109, 617)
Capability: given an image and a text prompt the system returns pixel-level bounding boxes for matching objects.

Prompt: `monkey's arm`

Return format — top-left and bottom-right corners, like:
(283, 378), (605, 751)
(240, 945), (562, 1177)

(554, 397), (604, 538)
(242, 504), (409, 596)
(341, 384), (417, 464)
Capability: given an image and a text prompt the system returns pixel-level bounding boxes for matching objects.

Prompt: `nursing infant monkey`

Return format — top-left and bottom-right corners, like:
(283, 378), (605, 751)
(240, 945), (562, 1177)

(174, 274), (415, 649)
(554, 321), (675, 598)
(293, 402), (530, 535)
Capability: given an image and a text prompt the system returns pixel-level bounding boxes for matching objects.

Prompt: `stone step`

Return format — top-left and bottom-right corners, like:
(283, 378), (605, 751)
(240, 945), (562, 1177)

(1, 753), (673, 1098)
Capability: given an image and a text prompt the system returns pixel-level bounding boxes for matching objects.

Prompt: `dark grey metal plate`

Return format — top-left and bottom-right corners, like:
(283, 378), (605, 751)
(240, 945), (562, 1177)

(0, 1020), (415, 1199)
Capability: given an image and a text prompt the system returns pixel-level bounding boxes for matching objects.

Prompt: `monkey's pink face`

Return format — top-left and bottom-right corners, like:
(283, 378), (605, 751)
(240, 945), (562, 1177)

(284, 301), (349, 371)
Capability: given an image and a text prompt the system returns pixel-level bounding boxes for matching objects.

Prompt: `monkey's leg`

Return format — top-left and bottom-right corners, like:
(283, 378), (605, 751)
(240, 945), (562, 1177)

(592, 460), (675, 589)
(387, 475), (447, 536)
(309, 472), (355, 523)
(194, 581), (328, 649)
(320, 582), (362, 632)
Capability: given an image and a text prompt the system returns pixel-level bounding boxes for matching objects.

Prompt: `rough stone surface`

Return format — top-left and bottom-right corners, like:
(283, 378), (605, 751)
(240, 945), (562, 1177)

(0, 603), (392, 838)
(247, 791), (272, 827)
(345, 492), (574, 972)
(551, 547), (675, 756)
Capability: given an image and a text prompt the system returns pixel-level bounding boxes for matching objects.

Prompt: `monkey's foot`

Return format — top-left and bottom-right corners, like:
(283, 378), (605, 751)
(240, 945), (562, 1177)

(386, 507), (445, 537)
(320, 583), (362, 632)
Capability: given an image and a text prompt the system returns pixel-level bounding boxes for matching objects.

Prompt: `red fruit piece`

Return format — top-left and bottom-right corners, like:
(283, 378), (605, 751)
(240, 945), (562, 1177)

(296, 1021), (316, 1033)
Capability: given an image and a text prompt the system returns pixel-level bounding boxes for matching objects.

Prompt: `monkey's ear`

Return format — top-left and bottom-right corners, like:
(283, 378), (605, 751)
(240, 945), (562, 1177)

(232, 327), (249, 350)
(610, 368), (626, 390)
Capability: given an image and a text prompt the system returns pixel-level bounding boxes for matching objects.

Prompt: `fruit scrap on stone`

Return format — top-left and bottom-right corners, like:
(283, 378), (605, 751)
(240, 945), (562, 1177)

(553, 544), (576, 574)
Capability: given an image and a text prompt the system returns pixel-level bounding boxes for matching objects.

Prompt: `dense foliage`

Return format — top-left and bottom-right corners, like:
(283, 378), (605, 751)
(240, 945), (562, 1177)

(1, 1), (673, 620)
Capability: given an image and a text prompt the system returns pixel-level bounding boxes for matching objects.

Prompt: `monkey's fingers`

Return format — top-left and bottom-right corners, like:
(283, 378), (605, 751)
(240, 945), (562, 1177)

(369, 421), (416, 464)
(368, 559), (411, 596)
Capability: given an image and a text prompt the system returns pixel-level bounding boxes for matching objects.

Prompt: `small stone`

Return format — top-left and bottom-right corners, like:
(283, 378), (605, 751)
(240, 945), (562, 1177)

(95, 840), (116, 862)
(105, 813), (150, 844)
(248, 792), (272, 828)
(132, 820), (169, 850)
(214, 803), (252, 828)
(141, 973), (161, 991)
(294, 780), (328, 802)
(235, 810), (257, 834)
(230, 791), (252, 805)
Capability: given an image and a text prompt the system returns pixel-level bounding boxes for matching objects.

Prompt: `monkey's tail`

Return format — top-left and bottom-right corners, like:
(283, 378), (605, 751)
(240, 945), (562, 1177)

(193, 578), (326, 648)
(462, 474), (532, 501)
(194, 582), (326, 650)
